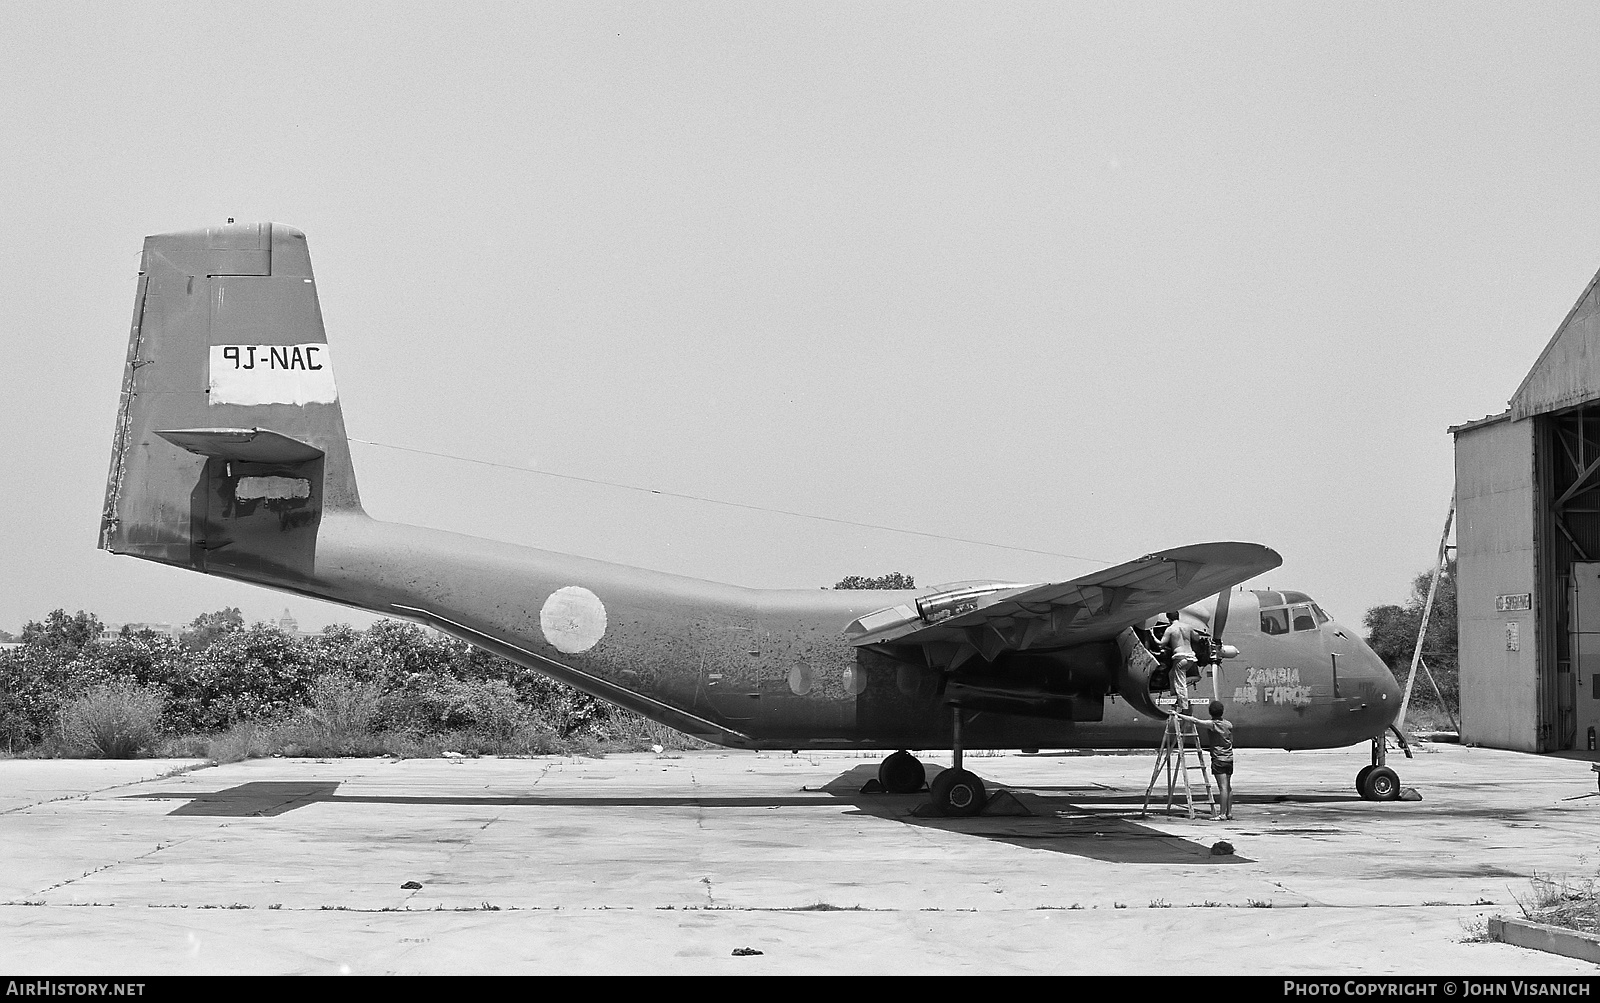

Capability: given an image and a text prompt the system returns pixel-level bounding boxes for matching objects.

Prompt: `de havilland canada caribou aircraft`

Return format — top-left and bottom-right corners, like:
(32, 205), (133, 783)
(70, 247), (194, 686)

(100, 223), (1409, 816)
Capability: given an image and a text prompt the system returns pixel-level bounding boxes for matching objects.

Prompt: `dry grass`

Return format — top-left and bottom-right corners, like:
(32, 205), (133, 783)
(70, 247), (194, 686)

(1511, 872), (1600, 934)
(43, 664), (713, 763)
(57, 682), (165, 759)
(1403, 704), (1459, 736)
(148, 707), (708, 764)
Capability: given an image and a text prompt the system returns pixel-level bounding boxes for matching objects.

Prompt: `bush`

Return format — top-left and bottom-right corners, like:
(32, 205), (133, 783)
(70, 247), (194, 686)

(204, 722), (274, 764)
(306, 672), (381, 747)
(167, 625), (316, 732)
(4, 608), (710, 759)
(373, 675), (525, 738)
(58, 681), (165, 758)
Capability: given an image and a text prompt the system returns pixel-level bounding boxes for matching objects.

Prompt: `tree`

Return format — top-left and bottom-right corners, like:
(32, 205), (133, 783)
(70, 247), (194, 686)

(168, 623), (315, 731)
(2, 611), (108, 747)
(1363, 560), (1457, 712)
(834, 572), (916, 590)
(19, 610), (104, 658)
(181, 607), (245, 650)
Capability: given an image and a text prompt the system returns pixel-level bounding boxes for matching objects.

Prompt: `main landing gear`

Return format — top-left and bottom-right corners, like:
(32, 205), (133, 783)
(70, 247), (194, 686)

(931, 705), (989, 817)
(874, 707), (991, 817)
(929, 762), (987, 817)
(1356, 727), (1411, 801)
(878, 750), (926, 793)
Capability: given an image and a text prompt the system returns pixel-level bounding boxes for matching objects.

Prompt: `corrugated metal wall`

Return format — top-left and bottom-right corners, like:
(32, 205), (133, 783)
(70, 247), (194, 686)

(1511, 267), (1600, 421)
(1455, 417), (1539, 751)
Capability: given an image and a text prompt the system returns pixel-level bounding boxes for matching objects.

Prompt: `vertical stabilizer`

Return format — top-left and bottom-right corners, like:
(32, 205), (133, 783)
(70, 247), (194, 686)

(101, 223), (363, 584)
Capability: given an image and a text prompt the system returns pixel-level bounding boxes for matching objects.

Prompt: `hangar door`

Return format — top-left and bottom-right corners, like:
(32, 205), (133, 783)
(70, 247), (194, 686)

(1566, 563), (1600, 751)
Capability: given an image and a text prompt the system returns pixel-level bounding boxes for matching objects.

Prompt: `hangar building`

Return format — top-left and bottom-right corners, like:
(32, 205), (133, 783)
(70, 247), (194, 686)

(1453, 267), (1600, 753)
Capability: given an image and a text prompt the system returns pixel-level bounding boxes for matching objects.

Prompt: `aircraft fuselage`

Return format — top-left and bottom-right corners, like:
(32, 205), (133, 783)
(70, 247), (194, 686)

(187, 510), (1398, 752)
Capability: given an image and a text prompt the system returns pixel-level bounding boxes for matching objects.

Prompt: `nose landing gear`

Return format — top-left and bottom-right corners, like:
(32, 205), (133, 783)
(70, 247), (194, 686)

(1357, 729), (1410, 801)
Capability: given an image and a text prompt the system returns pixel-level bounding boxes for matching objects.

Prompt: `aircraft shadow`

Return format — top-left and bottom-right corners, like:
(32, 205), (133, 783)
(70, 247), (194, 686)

(125, 771), (1252, 863)
(811, 765), (1252, 864)
(123, 782), (834, 818)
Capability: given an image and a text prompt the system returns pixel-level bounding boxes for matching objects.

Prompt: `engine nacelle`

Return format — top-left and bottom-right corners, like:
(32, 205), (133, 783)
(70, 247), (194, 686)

(1112, 628), (1171, 720)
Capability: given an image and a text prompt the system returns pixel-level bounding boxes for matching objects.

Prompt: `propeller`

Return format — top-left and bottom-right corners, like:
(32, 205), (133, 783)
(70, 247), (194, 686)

(1204, 587), (1241, 702)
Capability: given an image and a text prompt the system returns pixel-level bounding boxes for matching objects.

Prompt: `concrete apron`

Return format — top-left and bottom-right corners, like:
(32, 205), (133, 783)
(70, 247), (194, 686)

(0, 744), (1596, 975)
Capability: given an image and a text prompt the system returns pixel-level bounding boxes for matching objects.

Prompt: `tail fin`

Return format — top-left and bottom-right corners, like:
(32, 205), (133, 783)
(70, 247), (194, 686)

(101, 223), (363, 585)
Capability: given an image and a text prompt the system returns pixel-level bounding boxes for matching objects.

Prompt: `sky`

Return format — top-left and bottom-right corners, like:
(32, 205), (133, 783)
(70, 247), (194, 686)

(4, 3), (1600, 635)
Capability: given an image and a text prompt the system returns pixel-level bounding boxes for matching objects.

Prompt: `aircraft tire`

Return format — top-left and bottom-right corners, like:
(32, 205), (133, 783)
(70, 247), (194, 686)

(879, 751), (926, 793)
(1355, 765), (1376, 797)
(1359, 765), (1400, 801)
(929, 768), (987, 817)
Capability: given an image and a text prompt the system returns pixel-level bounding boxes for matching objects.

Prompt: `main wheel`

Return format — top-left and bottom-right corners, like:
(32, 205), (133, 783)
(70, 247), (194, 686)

(1359, 765), (1400, 801)
(878, 751), (926, 793)
(1355, 765), (1376, 796)
(928, 768), (988, 817)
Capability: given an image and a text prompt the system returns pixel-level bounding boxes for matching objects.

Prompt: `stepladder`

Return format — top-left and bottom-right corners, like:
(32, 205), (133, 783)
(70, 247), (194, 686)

(1142, 713), (1216, 818)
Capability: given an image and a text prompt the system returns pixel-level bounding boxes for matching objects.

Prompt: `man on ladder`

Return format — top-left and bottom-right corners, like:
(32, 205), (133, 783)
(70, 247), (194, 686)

(1175, 700), (1235, 820)
(1158, 611), (1199, 713)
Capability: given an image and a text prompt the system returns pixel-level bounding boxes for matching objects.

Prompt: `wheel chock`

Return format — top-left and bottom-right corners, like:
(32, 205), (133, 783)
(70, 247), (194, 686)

(979, 790), (1032, 816)
(1398, 787), (1423, 801)
(908, 789), (1033, 818)
(859, 778), (885, 794)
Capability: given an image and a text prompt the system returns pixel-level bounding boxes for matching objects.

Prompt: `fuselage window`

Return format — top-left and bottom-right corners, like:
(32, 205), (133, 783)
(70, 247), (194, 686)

(1290, 604), (1317, 632)
(1261, 608), (1289, 635)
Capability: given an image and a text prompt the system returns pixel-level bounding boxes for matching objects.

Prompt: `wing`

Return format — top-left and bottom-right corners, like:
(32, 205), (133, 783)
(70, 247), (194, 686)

(842, 542), (1281, 662)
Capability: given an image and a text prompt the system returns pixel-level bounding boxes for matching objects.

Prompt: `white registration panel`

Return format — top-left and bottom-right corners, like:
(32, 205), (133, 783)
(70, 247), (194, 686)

(209, 344), (337, 406)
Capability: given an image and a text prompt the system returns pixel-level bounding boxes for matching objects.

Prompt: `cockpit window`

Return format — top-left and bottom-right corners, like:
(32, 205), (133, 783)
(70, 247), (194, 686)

(1290, 604), (1317, 632)
(1260, 608), (1289, 635)
(1311, 604), (1330, 624)
(1281, 591), (1312, 604)
(1253, 590), (1284, 608)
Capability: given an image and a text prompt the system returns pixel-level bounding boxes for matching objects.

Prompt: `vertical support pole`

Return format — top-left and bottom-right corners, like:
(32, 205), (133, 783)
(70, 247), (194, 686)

(1398, 492), (1456, 732)
(1417, 657), (1460, 733)
(951, 705), (963, 773)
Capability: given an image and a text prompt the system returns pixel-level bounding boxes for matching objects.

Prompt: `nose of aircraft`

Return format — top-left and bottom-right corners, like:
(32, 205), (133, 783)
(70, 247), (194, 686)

(1363, 640), (1403, 730)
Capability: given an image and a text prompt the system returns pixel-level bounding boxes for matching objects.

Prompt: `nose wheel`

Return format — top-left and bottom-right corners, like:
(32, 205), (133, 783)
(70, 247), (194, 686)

(1356, 764), (1400, 800)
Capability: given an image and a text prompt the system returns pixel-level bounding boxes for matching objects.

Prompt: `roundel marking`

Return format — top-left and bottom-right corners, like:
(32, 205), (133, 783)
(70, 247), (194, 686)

(539, 586), (607, 654)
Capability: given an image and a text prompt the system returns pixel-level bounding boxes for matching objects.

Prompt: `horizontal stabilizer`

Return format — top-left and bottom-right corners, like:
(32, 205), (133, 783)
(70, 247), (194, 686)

(155, 427), (324, 464)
